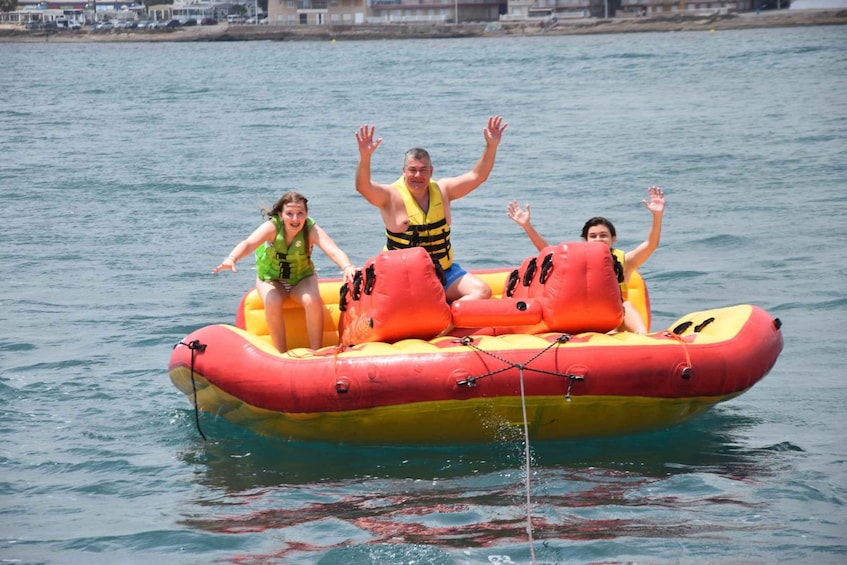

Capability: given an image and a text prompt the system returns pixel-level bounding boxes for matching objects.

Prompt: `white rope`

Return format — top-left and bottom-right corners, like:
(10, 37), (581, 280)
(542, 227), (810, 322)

(518, 365), (537, 564)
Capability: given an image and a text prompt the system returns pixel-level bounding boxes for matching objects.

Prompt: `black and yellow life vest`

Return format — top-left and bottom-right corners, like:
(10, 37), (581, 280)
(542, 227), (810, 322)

(385, 178), (453, 271)
(611, 247), (628, 300)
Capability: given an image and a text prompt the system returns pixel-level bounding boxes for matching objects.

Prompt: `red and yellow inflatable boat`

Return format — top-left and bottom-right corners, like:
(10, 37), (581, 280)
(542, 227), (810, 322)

(169, 243), (783, 445)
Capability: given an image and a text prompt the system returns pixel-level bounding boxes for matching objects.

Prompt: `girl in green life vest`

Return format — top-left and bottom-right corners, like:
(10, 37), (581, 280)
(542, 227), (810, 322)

(507, 186), (665, 334)
(213, 191), (357, 352)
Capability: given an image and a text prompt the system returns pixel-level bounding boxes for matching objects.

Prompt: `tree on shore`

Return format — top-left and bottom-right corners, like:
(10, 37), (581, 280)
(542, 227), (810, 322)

(0, 0), (19, 12)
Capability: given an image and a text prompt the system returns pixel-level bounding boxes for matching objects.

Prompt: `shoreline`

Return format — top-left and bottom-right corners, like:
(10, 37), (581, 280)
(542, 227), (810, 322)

(2, 9), (845, 42)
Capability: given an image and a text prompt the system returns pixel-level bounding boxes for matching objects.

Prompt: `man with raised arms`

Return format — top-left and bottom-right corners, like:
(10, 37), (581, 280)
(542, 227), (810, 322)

(355, 116), (507, 302)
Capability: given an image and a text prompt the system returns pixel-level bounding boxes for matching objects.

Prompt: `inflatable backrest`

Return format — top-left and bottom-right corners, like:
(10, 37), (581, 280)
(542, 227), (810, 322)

(451, 242), (623, 335)
(532, 242), (623, 333)
(338, 247), (452, 345)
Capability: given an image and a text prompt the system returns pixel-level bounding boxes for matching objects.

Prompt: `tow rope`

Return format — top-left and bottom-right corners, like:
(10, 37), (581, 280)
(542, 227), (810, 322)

(517, 362), (536, 565)
(453, 333), (575, 565)
(173, 339), (208, 441)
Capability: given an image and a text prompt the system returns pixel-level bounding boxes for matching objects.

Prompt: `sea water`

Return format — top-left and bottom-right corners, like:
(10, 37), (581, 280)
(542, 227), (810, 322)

(1, 27), (846, 563)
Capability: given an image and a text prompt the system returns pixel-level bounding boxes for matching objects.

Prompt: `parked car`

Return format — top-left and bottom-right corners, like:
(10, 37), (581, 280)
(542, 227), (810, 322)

(200, 17), (218, 25)
(164, 19), (181, 28)
(181, 18), (197, 27)
(55, 20), (82, 30)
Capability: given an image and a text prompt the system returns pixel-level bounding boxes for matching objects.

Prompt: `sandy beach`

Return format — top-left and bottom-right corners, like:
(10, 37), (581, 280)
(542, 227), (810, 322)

(1, 8), (845, 42)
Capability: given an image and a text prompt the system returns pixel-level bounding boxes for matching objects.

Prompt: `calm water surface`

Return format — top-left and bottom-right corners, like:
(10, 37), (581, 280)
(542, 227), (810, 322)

(2, 27), (846, 563)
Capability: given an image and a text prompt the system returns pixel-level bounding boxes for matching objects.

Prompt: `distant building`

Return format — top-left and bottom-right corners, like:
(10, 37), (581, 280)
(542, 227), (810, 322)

(3, 1), (250, 24)
(1, 0), (766, 26)
(266, 0), (506, 26)
(147, 1), (254, 22)
(5, 1), (144, 24)
(264, 0), (755, 26)
(617, 0), (754, 17)
(790, 0), (845, 7)
(504, 0), (754, 20)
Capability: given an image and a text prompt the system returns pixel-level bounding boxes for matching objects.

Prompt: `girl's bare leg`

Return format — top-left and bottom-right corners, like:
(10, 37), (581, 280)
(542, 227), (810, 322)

(256, 279), (289, 352)
(291, 275), (324, 350)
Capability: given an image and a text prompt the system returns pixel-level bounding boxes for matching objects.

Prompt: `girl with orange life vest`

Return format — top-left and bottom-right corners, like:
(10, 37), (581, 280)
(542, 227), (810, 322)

(212, 191), (357, 352)
(507, 186), (665, 334)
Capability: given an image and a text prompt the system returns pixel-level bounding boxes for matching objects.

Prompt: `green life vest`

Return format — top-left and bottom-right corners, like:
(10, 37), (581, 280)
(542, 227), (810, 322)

(255, 216), (316, 285)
